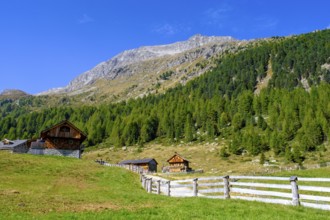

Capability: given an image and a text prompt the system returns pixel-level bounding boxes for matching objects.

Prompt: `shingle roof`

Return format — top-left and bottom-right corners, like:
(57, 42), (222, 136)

(119, 158), (158, 165)
(40, 119), (87, 140)
(0, 139), (27, 150)
(167, 152), (189, 162)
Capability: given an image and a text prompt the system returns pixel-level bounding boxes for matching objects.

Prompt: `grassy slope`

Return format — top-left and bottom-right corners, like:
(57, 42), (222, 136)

(0, 151), (329, 220)
(83, 143), (330, 176)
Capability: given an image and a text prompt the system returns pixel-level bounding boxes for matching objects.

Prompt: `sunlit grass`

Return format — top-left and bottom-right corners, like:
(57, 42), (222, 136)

(0, 151), (329, 219)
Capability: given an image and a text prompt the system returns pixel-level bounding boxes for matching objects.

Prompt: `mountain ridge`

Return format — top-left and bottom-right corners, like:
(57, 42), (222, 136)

(0, 89), (29, 99)
(38, 34), (238, 96)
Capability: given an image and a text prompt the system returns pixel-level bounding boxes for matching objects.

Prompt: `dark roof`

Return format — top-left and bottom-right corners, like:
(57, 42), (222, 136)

(0, 139), (27, 150)
(167, 152), (189, 162)
(40, 120), (87, 140)
(119, 158), (158, 165)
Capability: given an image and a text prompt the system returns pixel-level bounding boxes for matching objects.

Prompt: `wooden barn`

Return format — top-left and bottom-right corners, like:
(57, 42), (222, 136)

(167, 152), (191, 173)
(119, 158), (158, 173)
(29, 120), (87, 158)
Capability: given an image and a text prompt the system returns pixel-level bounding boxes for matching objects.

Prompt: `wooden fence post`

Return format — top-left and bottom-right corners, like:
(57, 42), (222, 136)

(167, 181), (171, 196)
(223, 175), (230, 199)
(157, 180), (161, 194)
(144, 176), (148, 189)
(146, 178), (149, 191)
(193, 178), (198, 196)
(148, 178), (152, 193)
(142, 175), (146, 188)
(290, 176), (300, 206)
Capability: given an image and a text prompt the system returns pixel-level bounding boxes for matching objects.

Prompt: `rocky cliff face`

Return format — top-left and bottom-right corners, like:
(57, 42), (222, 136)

(40, 34), (238, 95)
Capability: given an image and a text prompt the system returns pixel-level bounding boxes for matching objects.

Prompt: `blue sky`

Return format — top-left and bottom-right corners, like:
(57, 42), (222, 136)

(0, 0), (329, 94)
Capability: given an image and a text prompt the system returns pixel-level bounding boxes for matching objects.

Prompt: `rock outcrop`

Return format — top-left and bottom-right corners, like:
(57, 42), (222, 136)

(40, 34), (239, 95)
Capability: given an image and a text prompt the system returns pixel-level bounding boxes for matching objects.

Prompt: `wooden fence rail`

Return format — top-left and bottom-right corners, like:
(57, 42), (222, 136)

(95, 161), (330, 211)
(95, 159), (147, 174)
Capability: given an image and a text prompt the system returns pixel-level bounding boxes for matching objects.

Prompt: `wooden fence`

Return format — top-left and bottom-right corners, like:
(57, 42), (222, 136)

(141, 175), (330, 211)
(95, 159), (148, 173)
(95, 160), (330, 211)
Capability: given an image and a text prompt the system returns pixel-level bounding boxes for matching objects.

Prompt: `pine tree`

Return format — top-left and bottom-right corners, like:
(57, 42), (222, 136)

(270, 131), (286, 155)
(232, 113), (244, 131)
(257, 115), (267, 130)
(292, 146), (305, 164)
(229, 132), (243, 155)
(139, 115), (158, 143)
(184, 113), (194, 142)
(285, 147), (293, 163)
(123, 120), (140, 146)
(219, 112), (230, 128)
(110, 117), (123, 147)
(238, 91), (254, 117)
(260, 152), (265, 165)
(299, 110), (324, 151)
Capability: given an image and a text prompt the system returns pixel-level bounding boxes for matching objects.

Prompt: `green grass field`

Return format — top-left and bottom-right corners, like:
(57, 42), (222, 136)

(0, 151), (329, 220)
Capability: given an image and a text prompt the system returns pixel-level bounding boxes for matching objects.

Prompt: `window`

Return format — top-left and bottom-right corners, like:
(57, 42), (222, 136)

(60, 126), (70, 132)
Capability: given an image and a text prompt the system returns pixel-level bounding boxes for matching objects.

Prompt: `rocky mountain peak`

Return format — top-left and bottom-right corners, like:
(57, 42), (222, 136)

(40, 34), (237, 95)
(188, 34), (234, 44)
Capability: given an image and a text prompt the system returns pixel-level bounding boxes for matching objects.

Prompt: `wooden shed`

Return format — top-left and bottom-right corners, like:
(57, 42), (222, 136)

(29, 120), (87, 158)
(119, 158), (158, 172)
(167, 152), (191, 173)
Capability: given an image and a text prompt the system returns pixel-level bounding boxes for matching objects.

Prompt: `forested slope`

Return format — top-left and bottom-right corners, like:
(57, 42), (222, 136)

(1, 29), (329, 163)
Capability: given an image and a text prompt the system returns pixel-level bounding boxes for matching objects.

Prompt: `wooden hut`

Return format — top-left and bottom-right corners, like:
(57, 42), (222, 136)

(119, 158), (158, 172)
(29, 120), (87, 158)
(167, 152), (191, 173)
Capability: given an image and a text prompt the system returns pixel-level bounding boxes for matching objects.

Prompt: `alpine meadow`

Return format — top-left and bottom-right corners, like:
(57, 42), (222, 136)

(1, 28), (330, 219)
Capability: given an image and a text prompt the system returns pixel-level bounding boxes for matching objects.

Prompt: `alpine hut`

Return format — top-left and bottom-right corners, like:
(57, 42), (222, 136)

(167, 152), (191, 172)
(28, 120), (87, 158)
(119, 158), (158, 173)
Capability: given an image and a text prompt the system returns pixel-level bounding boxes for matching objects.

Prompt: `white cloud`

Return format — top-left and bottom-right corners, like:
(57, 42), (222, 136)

(153, 23), (177, 35)
(327, 24), (330, 29)
(153, 23), (191, 36)
(203, 4), (232, 27)
(78, 14), (94, 24)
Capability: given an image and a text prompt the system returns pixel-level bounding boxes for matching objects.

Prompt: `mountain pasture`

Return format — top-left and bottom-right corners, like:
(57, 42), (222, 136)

(0, 151), (329, 219)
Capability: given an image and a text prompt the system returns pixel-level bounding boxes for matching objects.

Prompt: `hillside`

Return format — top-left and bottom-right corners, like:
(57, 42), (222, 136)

(0, 89), (30, 99)
(0, 151), (329, 219)
(0, 29), (329, 165)
(83, 143), (330, 176)
(63, 34), (236, 92)
(38, 34), (243, 103)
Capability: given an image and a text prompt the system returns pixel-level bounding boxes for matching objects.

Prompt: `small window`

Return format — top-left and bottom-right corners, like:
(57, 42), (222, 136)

(60, 126), (70, 132)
